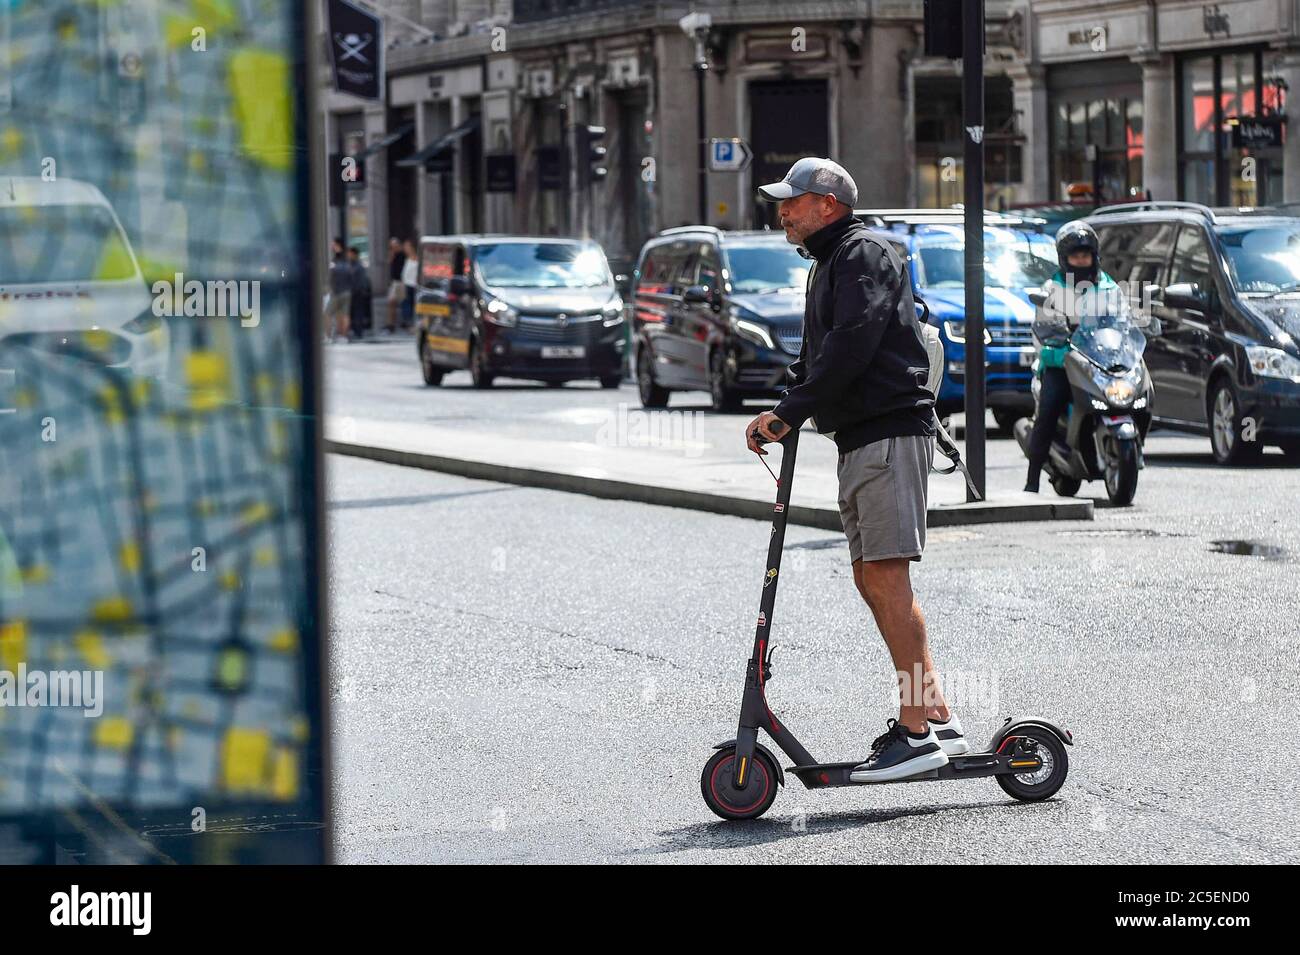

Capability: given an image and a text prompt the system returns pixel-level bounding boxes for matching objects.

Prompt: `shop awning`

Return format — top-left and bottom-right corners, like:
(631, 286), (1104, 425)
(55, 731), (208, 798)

(397, 114), (480, 168)
(352, 122), (415, 160)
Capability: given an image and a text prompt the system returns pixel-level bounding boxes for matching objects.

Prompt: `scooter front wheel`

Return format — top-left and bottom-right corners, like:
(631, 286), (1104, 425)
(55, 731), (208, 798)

(996, 726), (1069, 802)
(1103, 436), (1140, 506)
(701, 746), (779, 820)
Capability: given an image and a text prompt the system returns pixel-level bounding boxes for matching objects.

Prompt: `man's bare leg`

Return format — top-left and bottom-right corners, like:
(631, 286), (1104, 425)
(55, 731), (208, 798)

(853, 557), (949, 733)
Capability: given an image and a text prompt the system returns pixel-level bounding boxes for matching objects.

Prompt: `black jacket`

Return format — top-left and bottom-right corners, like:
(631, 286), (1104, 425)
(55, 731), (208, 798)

(773, 214), (934, 454)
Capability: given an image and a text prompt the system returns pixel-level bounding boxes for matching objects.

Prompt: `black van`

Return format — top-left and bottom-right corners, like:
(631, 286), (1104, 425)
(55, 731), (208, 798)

(631, 227), (807, 412)
(414, 235), (625, 388)
(1087, 202), (1300, 464)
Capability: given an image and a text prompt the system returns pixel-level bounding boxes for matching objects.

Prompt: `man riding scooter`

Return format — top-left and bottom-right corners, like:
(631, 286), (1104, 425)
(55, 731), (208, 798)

(1024, 221), (1118, 493)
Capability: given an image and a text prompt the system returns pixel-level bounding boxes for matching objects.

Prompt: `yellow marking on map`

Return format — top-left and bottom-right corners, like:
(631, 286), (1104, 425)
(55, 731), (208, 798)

(215, 644), (249, 691)
(218, 569), (240, 591)
(91, 595), (134, 623)
(255, 546), (275, 567)
(0, 127), (24, 159)
(99, 385), (124, 424)
(120, 541), (140, 573)
(194, 497), (215, 516)
(221, 728), (271, 793)
(228, 48), (293, 171)
(186, 350), (230, 410)
(240, 501), (271, 526)
(268, 627), (297, 652)
(95, 718), (134, 750)
(291, 716), (310, 742)
(21, 563), (48, 584)
(74, 631), (111, 670)
(0, 620), (27, 670)
(271, 747), (298, 800)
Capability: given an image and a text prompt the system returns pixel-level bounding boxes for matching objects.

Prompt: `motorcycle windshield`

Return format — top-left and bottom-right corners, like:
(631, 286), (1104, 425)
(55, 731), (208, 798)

(1071, 299), (1146, 372)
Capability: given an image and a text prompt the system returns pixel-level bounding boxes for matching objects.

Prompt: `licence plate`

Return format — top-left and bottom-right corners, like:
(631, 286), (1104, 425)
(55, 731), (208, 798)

(541, 346), (585, 359)
(1018, 349), (1035, 367)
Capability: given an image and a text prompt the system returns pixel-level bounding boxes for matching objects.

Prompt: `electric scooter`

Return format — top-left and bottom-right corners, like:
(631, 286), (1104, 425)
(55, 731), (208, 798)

(701, 422), (1073, 821)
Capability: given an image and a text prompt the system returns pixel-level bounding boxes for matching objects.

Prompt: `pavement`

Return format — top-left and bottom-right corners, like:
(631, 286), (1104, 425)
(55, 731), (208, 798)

(324, 338), (1092, 527)
(325, 450), (1300, 864)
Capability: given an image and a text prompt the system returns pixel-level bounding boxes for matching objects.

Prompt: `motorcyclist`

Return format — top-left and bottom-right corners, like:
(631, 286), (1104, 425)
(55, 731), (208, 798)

(1024, 220), (1119, 492)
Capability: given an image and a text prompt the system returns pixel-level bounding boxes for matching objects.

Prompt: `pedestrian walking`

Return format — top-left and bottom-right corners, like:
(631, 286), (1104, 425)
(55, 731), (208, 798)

(325, 239), (352, 342)
(400, 238), (418, 330)
(348, 246), (372, 340)
(385, 237), (406, 334)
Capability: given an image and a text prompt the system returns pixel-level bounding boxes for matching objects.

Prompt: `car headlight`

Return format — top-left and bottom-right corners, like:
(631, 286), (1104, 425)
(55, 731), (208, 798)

(602, 295), (624, 326)
(732, 316), (775, 349)
(123, 310), (164, 335)
(1246, 345), (1300, 382)
(484, 297), (517, 327)
(942, 320), (992, 345)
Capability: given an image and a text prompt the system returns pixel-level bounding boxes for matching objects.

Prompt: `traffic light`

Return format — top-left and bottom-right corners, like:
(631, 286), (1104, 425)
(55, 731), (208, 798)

(923, 0), (963, 58)
(577, 124), (608, 184)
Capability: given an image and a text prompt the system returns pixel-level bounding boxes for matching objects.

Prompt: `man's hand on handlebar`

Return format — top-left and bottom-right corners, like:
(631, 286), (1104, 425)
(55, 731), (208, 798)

(745, 411), (789, 455)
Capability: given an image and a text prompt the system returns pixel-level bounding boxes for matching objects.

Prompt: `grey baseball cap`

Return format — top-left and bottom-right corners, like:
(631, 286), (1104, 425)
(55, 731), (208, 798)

(757, 157), (858, 207)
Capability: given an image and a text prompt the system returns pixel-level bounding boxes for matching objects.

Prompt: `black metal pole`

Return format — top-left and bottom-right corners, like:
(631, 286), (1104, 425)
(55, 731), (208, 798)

(696, 58), (708, 223)
(962, 0), (986, 501)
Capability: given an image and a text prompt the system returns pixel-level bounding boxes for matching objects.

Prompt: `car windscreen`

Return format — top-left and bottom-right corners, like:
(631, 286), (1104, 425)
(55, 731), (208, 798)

(1218, 223), (1300, 294)
(724, 243), (811, 293)
(916, 235), (1057, 289)
(0, 203), (138, 283)
(473, 242), (611, 288)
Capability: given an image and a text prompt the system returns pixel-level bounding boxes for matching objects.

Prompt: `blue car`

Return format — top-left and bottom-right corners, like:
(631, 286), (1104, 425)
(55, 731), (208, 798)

(857, 210), (1059, 431)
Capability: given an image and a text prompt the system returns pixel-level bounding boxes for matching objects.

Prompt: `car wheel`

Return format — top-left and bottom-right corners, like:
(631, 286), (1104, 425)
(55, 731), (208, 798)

(599, 375), (622, 389)
(637, 346), (669, 408)
(469, 337), (494, 389)
(1209, 377), (1260, 465)
(709, 349), (743, 413)
(420, 344), (444, 387)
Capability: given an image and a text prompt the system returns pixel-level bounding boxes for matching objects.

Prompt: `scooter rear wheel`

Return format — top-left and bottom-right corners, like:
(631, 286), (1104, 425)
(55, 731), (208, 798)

(996, 726), (1069, 802)
(1050, 474), (1081, 497)
(701, 747), (779, 820)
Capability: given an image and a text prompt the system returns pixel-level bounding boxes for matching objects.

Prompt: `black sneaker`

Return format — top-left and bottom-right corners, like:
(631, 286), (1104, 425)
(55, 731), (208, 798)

(849, 718), (949, 783)
(929, 713), (970, 756)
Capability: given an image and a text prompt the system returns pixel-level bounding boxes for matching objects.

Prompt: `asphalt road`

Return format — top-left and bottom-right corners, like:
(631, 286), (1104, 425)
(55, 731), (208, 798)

(326, 436), (1300, 862)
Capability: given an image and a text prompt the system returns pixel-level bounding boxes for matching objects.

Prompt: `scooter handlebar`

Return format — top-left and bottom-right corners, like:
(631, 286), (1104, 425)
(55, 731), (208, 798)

(750, 420), (789, 447)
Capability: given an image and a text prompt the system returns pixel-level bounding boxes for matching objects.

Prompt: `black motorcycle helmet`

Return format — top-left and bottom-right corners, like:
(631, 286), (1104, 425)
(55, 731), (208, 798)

(1055, 220), (1100, 285)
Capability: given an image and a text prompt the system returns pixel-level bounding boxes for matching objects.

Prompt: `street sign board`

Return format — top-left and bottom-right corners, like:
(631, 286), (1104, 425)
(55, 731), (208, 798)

(708, 138), (752, 172)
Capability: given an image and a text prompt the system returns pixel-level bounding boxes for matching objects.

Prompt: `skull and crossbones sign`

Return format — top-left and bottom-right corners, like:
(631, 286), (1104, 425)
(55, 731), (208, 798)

(334, 32), (373, 65)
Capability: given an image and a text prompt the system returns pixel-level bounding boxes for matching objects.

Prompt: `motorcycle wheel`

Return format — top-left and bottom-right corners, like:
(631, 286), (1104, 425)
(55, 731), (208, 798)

(1050, 474), (1081, 497)
(1102, 434), (1140, 506)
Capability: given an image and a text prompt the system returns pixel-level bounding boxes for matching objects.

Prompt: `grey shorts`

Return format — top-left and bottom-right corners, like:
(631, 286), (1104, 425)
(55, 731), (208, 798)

(837, 435), (933, 563)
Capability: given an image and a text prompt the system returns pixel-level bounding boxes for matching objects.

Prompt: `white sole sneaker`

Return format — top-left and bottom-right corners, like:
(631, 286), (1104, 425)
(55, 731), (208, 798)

(930, 715), (971, 756)
(850, 747), (950, 783)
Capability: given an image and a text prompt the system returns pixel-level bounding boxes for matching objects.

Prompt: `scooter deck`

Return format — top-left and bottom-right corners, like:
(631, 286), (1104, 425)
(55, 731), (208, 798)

(786, 750), (1042, 789)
